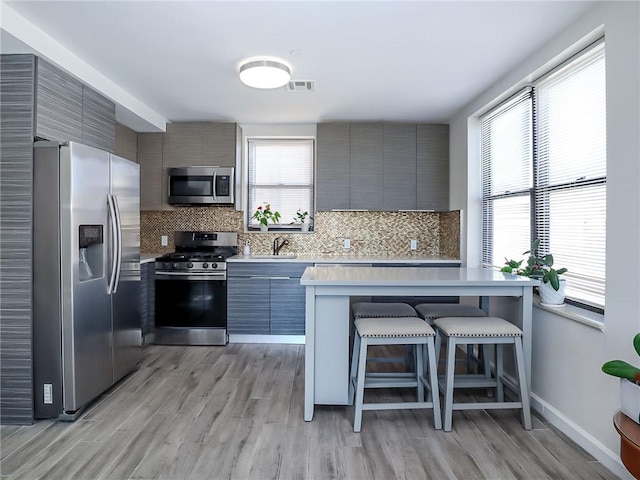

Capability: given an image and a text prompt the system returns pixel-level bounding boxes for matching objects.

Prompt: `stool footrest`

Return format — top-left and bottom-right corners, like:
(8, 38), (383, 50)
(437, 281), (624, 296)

(362, 401), (438, 411)
(452, 401), (523, 411)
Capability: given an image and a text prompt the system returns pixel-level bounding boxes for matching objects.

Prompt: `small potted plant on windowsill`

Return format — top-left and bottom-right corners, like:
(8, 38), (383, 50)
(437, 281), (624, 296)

(501, 238), (568, 306)
(252, 203), (281, 232)
(294, 209), (312, 232)
(602, 333), (640, 424)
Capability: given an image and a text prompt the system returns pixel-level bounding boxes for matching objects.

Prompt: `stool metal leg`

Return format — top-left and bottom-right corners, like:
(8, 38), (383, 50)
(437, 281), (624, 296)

(353, 335), (369, 433)
(426, 338), (442, 430)
(443, 335), (457, 432)
(416, 342), (425, 402)
(514, 338), (532, 429)
(496, 344), (504, 402)
(349, 333), (361, 405)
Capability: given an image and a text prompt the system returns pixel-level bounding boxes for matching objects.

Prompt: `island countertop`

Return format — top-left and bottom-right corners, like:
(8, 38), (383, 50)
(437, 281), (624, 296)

(227, 254), (460, 264)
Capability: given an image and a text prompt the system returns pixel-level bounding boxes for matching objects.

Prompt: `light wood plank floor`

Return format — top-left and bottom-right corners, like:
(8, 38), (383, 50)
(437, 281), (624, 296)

(1, 344), (618, 480)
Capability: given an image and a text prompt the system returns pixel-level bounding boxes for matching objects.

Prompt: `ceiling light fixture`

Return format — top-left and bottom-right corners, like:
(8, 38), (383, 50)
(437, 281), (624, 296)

(239, 59), (291, 89)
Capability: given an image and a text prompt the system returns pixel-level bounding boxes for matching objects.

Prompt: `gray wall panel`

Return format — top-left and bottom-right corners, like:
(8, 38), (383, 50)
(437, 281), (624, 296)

(138, 133), (163, 210)
(0, 54), (35, 424)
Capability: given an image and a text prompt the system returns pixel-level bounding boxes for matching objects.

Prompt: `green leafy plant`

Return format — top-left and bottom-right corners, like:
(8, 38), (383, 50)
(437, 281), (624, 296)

(294, 209), (312, 223)
(251, 203), (281, 227)
(501, 238), (568, 291)
(602, 333), (640, 384)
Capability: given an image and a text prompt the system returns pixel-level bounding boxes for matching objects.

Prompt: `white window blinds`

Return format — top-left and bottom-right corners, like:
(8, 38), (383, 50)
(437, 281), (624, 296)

(481, 40), (607, 310)
(247, 139), (315, 228)
(481, 90), (533, 265)
(534, 41), (606, 307)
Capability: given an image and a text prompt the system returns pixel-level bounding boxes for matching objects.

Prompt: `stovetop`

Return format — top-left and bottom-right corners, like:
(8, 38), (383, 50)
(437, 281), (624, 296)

(155, 231), (238, 273)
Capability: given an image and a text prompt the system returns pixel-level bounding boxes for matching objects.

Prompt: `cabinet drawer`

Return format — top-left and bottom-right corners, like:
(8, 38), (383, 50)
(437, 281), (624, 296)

(228, 262), (311, 278)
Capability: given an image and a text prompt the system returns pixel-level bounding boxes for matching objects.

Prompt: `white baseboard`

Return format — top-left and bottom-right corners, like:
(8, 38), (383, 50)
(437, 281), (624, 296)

(531, 393), (632, 479)
(228, 334), (305, 345)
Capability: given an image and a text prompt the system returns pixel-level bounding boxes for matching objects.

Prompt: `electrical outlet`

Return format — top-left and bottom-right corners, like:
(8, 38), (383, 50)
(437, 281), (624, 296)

(161, 235), (168, 246)
(410, 239), (417, 250)
(44, 384), (53, 404)
(343, 238), (351, 250)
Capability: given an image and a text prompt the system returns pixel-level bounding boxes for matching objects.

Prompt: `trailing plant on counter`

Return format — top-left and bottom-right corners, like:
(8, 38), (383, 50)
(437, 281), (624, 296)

(501, 238), (568, 291)
(602, 333), (640, 385)
(251, 203), (281, 227)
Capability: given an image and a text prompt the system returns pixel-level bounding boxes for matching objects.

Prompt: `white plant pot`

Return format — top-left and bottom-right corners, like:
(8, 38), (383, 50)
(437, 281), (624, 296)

(260, 224), (268, 232)
(538, 279), (567, 305)
(621, 378), (640, 424)
(300, 222), (309, 232)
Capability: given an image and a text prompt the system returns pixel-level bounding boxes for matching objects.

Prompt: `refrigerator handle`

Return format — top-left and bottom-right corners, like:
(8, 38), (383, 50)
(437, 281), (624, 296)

(107, 194), (119, 294)
(112, 194), (123, 294)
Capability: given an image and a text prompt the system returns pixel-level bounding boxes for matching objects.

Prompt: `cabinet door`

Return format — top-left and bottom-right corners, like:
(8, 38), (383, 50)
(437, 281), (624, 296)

(270, 277), (306, 335)
(316, 123), (350, 211)
(161, 122), (203, 210)
(350, 123), (383, 210)
(35, 58), (83, 143)
(202, 123), (236, 167)
(383, 123), (417, 210)
(82, 85), (115, 152)
(417, 124), (449, 210)
(140, 262), (155, 341)
(138, 133), (163, 211)
(227, 277), (270, 334)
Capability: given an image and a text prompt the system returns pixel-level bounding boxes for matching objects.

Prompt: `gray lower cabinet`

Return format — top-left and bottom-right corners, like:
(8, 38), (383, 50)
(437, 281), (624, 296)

(227, 262), (311, 335)
(140, 261), (155, 341)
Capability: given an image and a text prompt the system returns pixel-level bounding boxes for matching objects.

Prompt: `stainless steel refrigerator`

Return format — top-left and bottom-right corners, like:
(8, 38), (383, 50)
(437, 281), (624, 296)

(33, 141), (141, 420)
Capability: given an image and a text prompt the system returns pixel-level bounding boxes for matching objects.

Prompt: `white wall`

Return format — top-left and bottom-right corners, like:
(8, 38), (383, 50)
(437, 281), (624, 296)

(449, 1), (640, 477)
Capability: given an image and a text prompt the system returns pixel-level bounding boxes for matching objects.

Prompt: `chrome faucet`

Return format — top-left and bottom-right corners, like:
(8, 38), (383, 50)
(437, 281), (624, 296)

(273, 237), (289, 255)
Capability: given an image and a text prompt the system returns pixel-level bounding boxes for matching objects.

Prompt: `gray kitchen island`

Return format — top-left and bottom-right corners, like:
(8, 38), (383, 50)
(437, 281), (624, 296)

(300, 266), (538, 421)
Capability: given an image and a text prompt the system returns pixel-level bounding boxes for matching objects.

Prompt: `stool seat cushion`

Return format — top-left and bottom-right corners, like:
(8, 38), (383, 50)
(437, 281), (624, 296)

(352, 302), (417, 319)
(434, 316), (523, 337)
(355, 317), (435, 338)
(415, 303), (487, 320)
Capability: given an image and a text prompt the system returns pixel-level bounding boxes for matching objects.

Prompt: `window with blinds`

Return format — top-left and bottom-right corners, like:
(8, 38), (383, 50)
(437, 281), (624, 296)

(247, 139), (315, 229)
(481, 40), (606, 310)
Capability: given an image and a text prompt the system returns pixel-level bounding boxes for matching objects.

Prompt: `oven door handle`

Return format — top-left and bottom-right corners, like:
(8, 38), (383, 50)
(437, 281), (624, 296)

(156, 271), (226, 280)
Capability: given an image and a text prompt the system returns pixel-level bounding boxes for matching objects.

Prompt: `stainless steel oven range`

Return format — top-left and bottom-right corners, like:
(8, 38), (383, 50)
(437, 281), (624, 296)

(154, 231), (237, 345)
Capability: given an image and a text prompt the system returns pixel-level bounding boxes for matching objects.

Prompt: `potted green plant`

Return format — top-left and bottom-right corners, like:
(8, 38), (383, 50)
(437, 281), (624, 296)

(602, 333), (640, 423)
(294, 209), (312, 232)
(251, 203), (281, 232)
(501, 238), (568, 305)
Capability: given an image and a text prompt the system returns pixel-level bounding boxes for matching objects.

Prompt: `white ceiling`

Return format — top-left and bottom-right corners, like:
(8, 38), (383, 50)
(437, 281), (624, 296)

(1, 0), (595, 132)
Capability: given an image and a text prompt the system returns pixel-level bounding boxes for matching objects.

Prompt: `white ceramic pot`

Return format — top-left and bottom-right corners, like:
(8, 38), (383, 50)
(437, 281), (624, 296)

(301, 222), (310, 232)
(621, 378), (640, 424)
(260, 224), (268, 232)
(538, 279), (567, 305)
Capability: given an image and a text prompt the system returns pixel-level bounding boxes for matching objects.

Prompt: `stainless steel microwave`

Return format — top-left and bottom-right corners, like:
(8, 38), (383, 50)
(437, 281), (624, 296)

(167, 166), (235, 205)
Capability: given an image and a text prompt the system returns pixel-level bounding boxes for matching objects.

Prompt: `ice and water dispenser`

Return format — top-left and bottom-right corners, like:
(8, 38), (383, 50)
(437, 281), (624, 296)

(78, 225), (104, 281)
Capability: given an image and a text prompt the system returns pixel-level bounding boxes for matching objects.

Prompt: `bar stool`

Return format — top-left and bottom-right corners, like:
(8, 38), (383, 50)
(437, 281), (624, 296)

(415, 303), (487, 372)
(433, 316), (531, 432)
(350, 316), (442, 432)
(352, 302), (418, 366)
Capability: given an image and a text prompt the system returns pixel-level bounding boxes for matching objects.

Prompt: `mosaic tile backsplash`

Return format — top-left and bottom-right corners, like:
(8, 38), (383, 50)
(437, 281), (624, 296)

(142, 208), (460, 258)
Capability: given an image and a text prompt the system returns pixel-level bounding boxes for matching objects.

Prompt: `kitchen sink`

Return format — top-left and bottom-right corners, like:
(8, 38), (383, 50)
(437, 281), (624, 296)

(249, 254), (298, 259)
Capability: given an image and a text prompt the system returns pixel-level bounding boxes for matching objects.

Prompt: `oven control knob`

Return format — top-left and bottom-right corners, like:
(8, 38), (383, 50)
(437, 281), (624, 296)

(173, 263), (179, 269)
(202, 262), (209, 268)
(187, 262), (193, 269)
(211, 263), (218, 269)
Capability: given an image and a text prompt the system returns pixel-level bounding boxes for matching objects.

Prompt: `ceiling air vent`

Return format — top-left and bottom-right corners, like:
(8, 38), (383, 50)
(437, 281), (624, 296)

(287, 80), (315, 92)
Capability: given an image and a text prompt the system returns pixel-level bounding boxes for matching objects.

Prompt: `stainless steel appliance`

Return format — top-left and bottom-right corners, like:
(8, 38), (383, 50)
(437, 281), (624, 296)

(33, 141), (141, 421)
(154, 231), (237, 345)
(167, 166), (234, 205)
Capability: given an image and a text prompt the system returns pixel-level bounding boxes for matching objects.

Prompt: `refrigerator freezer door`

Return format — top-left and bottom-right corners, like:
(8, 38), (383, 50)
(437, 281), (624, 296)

(110, 154), (141, 382)
(62, 142), (113, 413)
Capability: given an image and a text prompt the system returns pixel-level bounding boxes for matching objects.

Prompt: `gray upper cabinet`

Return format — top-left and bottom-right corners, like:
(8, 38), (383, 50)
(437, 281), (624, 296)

(202, 123), (237, 167)
(316, 122), (448, 211)
(417, 124), (449, 211)
(162, 122), (202, 168)
(138, 133), (164, 211)
(35, 58), (83, 143)
(350, 123), (384, 210)
(35, 57), (116, 152)
(316, 123), (350, 211)
(81, 85), (115, 152)
(383, 123), (417, 210)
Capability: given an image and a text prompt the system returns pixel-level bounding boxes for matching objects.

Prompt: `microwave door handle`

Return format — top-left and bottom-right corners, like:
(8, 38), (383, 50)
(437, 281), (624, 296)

(212, 170), (218, 202)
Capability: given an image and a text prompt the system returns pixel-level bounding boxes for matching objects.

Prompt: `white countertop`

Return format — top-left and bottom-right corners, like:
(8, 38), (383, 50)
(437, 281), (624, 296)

(141, 254), (159, 264)
(300, 266), (537, 287)
(227, 254), (460, 264)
